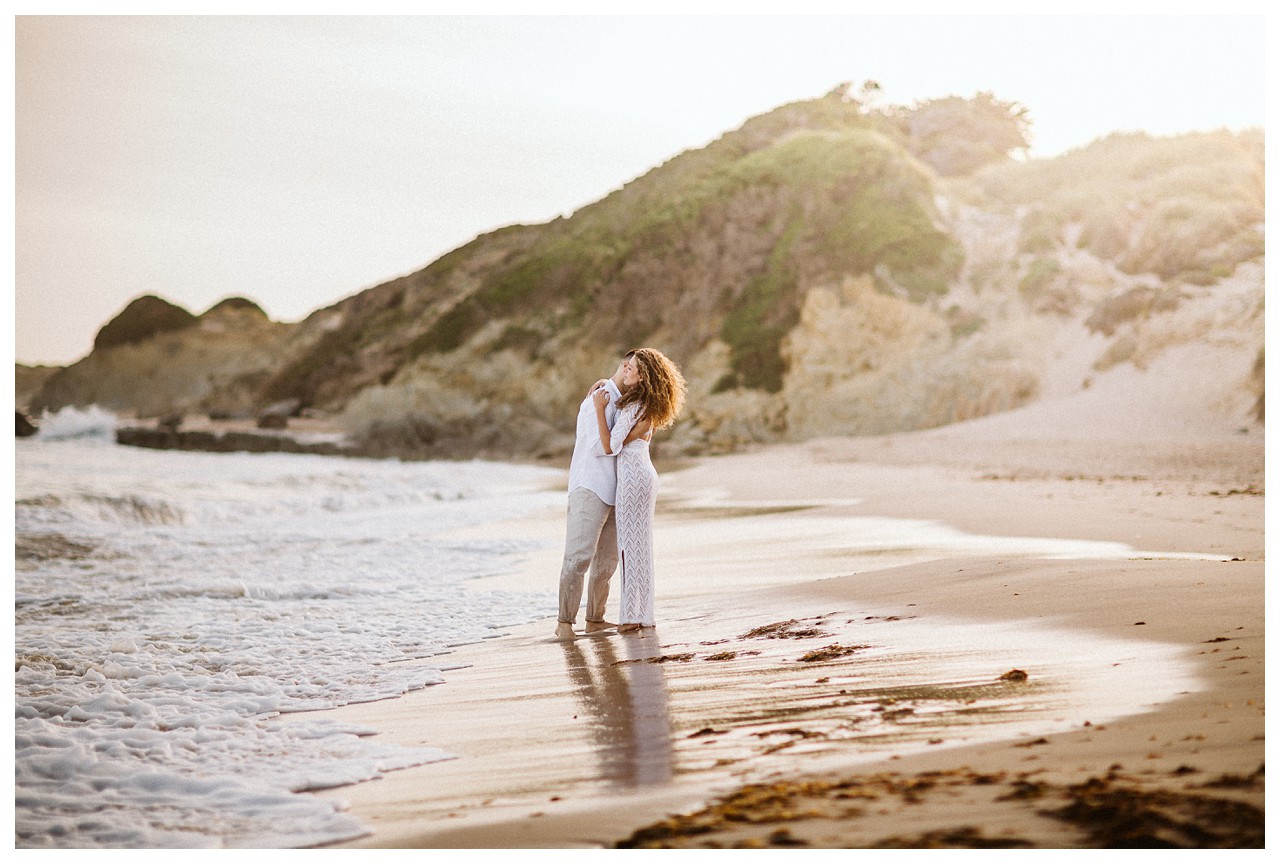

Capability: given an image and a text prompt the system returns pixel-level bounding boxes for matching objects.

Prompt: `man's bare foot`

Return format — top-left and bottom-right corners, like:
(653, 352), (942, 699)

(585, 620), (616, 634)
(554, 622), (576, 640)
(617, 623), (642, 633)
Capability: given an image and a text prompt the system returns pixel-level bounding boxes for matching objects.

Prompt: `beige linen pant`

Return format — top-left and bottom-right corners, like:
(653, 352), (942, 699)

(557, 487), (618, 625)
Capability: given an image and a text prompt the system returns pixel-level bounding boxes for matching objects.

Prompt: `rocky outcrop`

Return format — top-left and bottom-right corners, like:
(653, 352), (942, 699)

(30, 299), (292, 419)
(93, 295), (198, 352)
(779, 276), (1042, 438)
(15, 364), (59, 412)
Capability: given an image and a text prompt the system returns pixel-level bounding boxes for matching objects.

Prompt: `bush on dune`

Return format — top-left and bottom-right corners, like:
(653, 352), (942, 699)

(971, 129), (1264, 282)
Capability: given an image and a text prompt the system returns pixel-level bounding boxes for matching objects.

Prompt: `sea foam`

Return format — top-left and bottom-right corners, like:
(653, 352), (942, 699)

(33, 404), (119, 441)
(15, 436), (565, 848)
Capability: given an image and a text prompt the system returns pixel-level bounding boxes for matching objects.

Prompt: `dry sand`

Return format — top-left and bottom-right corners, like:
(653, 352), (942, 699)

(289, 375), (1265, 850)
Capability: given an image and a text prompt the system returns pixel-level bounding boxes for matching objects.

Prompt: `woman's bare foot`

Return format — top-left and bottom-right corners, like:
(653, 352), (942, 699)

(617, 623), (642, 633)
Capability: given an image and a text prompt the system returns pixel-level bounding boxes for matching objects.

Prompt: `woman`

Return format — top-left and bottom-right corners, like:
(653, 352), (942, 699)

(592, 348), (686, 633)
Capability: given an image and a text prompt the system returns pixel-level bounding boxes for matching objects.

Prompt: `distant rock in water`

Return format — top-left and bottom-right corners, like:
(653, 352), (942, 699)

(16, 411), (37, 437)
(261, 398), (302, 417)
(116, 424), (355, 458)
(94, 295), (197, 352)
(258, 398), (300, 428)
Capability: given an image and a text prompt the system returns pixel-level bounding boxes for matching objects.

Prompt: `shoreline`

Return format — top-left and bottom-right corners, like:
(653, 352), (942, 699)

(287, 420), (1264, 849)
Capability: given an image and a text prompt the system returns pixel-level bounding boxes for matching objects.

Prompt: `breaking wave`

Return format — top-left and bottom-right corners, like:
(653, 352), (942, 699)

(35, 405), (119, 441)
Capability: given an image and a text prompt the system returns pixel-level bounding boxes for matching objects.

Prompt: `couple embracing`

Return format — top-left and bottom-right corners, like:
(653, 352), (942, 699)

(555, 348), (686, 639)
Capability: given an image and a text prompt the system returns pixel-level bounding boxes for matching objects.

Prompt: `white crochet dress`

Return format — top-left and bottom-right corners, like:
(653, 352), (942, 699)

(611, 402), (657, 626)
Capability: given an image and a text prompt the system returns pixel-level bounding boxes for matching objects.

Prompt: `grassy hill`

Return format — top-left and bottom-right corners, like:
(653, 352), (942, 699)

(27, 87), (1264, 458)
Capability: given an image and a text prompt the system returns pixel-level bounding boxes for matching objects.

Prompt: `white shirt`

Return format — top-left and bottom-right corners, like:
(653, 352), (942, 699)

(567, 379), (622, 505)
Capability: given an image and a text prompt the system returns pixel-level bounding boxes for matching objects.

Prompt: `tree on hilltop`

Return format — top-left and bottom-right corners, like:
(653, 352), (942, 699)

(891, 91), (1032, 176)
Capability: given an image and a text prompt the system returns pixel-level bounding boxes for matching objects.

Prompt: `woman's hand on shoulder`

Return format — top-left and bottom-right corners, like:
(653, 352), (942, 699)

(587, 379), (609, 397)
(592, 388), (611, 410)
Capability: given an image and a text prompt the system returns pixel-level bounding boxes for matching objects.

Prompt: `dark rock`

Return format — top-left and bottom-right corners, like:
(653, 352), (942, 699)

(16, 411), (37, 437)
(116, 425), (354, 457)
(256, 397), (301, 429)
(261, 398), (302, 418)
(157, 413), (184, 432)
(94, 295), (198, 351)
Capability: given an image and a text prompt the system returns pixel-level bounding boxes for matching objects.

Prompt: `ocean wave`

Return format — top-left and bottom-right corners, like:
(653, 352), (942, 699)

(34, 405), (119, 441)
(15, 532), (100, 562)
(86, 493), (187, 525)
(14, 438), (564, 848)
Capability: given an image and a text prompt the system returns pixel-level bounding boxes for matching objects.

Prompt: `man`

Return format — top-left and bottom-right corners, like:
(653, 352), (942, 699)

(555, 352), (635, 639)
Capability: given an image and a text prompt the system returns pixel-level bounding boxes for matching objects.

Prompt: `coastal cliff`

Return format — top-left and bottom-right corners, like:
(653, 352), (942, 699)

(25, 87), (1265, 458)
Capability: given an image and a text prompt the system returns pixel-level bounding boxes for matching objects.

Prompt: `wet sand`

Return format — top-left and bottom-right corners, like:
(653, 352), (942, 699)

(290, 399), (1264, 849)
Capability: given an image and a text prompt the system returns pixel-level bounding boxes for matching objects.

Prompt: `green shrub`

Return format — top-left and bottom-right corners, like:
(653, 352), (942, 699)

(972, 129), (1263, 283)
(710, 372), (741, 394)
(409, 297), (485, 357)
(1017, 208), (1059, 254)
(1019, 257), (1061, 300)
(262, 327), (360, 406)
(946, 305), (985, 339)
(703, 130), (959, 386)
(491, 324), (545, 356)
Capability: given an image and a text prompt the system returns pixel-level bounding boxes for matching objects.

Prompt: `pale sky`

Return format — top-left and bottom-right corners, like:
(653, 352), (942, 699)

(11, 9), (1269, 366)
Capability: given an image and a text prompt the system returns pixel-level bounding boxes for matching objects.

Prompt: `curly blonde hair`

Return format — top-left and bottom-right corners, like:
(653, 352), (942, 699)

(616, 347), (687, 431)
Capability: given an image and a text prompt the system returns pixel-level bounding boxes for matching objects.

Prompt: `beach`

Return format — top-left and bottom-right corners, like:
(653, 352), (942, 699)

(293, 386), (1265, 849)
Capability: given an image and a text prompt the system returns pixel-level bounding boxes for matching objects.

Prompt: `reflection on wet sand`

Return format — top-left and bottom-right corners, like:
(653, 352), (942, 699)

(559, 633), (674, 789)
